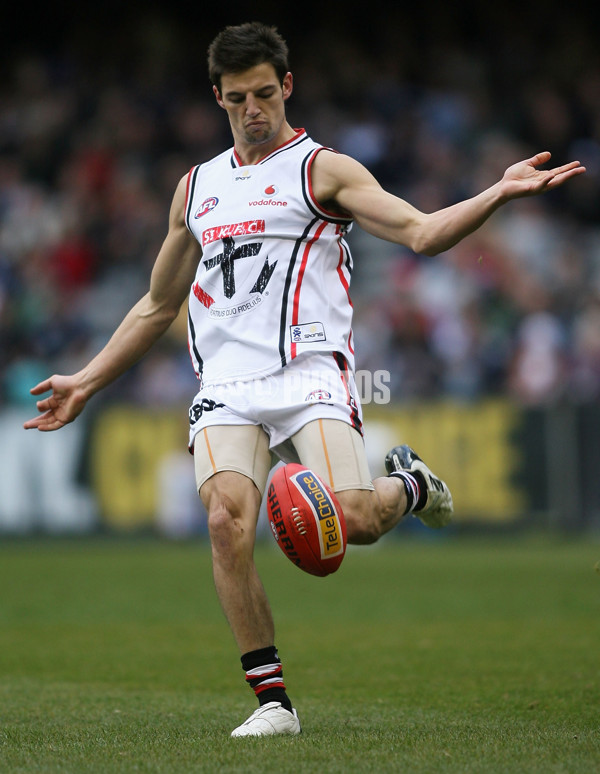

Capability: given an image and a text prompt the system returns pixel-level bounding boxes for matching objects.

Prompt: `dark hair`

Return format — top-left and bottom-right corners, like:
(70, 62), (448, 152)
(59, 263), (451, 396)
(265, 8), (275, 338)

(207, 22), (289, 92)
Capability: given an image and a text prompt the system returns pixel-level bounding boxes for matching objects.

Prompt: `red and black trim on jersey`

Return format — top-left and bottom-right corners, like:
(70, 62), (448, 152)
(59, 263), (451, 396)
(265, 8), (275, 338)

(277, 216), (355, 368)
(277, 147), (353, 368)
(333, 351), (362, 434)
(278, 216), (320, 367)
(230, 128), (310, 167)
(335, 229), (355, 356)
(302, 148), (354, 226)
(277, 160), (354, 368)
(184, 165), (200, 233)
(187, 307), (203, 382)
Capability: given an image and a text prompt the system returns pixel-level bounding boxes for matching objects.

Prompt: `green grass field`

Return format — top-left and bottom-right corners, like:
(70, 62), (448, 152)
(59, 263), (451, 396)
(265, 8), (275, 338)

(0, 534), (598, 773)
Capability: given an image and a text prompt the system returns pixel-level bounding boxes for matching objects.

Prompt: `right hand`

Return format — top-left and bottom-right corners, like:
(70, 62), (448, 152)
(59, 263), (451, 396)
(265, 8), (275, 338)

(23, 374), (88, 431)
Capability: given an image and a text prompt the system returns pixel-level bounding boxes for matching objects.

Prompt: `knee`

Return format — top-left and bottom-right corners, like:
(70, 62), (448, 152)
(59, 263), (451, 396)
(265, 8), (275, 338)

(336, 490), (383, 545)
(207, 499), (241, 546)
(346, 513), (382, 545)
(200, 472), (261, 556)
(206, 499), (259, 572)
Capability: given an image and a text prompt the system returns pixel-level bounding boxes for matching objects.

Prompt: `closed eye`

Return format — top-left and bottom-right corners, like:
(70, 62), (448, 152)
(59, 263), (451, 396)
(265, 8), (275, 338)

(225, 89), (277, 104)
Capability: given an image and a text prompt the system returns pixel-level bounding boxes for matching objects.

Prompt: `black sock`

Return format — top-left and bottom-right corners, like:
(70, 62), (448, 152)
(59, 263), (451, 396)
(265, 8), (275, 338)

(389, 470), (422, 514)
(412, 471), (428, 511)
(241, 646), (293, 713)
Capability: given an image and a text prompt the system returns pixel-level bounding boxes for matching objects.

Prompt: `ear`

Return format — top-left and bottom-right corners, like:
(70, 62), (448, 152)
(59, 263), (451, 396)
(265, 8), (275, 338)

(282, 72), (293, 102)
(213, 85), (225, 109)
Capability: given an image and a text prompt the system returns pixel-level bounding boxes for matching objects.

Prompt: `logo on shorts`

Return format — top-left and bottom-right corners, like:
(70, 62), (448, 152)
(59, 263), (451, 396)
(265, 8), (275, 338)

(188, 398), (225, 425)
(305, 389), (333, 403)
(290, 322), (326, 343)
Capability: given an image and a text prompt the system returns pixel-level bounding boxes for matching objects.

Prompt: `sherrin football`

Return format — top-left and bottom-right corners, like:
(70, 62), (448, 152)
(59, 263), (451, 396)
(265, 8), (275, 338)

(267, 464), (347, 577)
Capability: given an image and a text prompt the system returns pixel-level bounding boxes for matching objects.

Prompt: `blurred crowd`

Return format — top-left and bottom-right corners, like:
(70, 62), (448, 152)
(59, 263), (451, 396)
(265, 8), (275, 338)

(1, 11), (600, 413)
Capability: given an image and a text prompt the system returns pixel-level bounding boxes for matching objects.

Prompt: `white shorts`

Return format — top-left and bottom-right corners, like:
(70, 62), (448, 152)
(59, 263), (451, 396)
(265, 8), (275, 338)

(188, 352), (363, 450)
(188, 352), (374, 495)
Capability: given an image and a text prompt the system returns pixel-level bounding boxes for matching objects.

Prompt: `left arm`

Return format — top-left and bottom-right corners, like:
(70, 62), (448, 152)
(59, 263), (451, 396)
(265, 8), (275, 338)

(311, 150), (585, 256)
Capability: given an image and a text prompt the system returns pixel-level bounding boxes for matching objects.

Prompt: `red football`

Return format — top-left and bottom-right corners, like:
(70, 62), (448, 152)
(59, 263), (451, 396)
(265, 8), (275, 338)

(266, 463), (347, 577)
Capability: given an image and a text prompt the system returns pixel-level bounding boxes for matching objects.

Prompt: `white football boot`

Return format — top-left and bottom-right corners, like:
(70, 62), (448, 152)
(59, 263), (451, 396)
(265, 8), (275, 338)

(385, 444), (453, 529)
(231, 701), (302, 737)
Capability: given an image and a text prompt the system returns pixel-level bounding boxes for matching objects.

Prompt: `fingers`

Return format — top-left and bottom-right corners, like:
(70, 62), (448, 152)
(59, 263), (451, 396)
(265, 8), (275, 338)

(37, 420), (66, 432)
(23, 377), (63, 430)
(545, 164), (587, 190)
(551, 160), (585, 176)
(24, 374), (83, 431)
(529, 151), (552, 167)
(518, 154), (586, 193)
(528, 153), (586, 178)
(23, 412), (65, 431)
(29, 378), (53, 396)
(34, 397), (54, 413)
(23, 417), (44, 430)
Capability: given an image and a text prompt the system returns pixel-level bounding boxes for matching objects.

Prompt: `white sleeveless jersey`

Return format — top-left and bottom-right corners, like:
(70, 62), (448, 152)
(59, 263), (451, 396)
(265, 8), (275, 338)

(184, 129), (355, 386)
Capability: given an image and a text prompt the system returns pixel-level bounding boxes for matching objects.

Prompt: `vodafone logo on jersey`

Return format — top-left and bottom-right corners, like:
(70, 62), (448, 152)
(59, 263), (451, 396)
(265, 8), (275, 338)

(249, 184), (287, 207)
(195, 197), (219, 218)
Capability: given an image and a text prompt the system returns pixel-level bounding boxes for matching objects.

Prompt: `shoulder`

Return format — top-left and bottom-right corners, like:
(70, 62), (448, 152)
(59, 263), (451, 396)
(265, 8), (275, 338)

(311, 148), (374, 178)
(310, 149), (378, 211)
(185, 149), (234, 182)
(170, 171), (199, 231)
(201, 147), (235, 170)
(172, 173), (190, 208)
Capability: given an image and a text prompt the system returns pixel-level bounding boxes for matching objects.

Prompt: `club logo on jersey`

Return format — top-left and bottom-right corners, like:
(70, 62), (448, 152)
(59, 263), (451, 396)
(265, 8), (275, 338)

(289, 471), (344, 559)
(290, 322), (326, 343)
(195, 197), (219, 218)
(202, 220), (265, 247)
(191, 235), (277, 317)
(204, 237), (262, 299)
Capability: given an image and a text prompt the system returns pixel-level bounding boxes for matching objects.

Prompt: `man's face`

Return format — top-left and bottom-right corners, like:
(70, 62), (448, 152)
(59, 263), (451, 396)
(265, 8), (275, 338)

(214, 62), (293, 149)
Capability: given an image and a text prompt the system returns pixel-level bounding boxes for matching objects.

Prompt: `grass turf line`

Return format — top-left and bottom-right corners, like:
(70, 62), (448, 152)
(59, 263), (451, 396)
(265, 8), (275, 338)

(0, 535), (598, 773)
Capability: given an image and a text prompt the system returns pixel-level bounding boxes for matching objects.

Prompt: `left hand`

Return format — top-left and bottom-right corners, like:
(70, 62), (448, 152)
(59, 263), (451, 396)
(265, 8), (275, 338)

(501, 151), (586, 200)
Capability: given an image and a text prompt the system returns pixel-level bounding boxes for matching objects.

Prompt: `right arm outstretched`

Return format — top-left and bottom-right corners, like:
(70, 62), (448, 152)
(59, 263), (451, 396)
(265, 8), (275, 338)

(24, 174), (201, 431)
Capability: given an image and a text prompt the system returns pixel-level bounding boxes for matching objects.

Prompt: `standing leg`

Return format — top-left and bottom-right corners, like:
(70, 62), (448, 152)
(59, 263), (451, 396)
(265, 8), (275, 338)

(194, 426), (301, 737)
(200, 470), (273, 653)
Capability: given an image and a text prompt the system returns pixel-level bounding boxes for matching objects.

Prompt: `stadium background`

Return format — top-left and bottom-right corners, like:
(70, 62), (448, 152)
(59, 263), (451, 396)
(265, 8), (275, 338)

(1, 2), (599, 535)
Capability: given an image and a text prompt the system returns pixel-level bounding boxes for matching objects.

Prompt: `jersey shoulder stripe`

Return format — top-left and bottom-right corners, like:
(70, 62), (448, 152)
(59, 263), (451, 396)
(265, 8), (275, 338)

(185, 165), (200, 233)
(302, 148), (354, 225)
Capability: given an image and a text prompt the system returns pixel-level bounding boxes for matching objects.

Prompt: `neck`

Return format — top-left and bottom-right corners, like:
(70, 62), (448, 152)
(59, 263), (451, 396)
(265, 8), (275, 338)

(234, 123), (297, 165)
